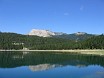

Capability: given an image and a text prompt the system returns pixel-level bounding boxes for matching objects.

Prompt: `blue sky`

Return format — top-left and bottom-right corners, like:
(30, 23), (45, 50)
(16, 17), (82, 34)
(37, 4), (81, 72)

(0, 0), (104, 34)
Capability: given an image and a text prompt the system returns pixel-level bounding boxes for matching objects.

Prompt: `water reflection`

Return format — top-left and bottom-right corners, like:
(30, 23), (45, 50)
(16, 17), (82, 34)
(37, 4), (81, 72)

(0, 51), (104, 78)
(0, 51), (104, 70)
(29, 64), (62, 71)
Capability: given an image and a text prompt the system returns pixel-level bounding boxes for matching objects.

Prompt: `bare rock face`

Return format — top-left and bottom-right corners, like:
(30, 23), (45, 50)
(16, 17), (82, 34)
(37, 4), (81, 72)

(28, 29), (55, 37)
(74, 32), (86, 35)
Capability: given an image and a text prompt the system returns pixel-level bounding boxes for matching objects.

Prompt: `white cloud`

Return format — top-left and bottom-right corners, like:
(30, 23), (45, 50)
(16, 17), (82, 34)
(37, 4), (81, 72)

(80, 6), (84, 11)
(64, 13), (69, 16)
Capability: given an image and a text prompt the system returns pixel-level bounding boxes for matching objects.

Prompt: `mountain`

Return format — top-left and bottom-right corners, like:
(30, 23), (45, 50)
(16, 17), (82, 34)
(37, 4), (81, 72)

(28, 29), (65, 37)
(28, 29), (94, 41)
(28, 29), (56, 37)
(54, 32), (65, 35)
(0, 32), (104, 50)
(53, 32), (94, 41)
(74, 32), (86, 35)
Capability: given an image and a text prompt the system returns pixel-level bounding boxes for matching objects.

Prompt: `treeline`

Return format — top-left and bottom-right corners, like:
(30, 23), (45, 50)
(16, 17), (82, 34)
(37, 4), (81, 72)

(81, 34), (104, 49)
(53, 33), (94, 41)
(0, 32), (24, 50)
(0, 32), (104, 50)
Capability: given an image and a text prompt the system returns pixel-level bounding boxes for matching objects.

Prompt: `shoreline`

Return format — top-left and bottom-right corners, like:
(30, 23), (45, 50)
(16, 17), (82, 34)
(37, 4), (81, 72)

(0, 49), (104, 56)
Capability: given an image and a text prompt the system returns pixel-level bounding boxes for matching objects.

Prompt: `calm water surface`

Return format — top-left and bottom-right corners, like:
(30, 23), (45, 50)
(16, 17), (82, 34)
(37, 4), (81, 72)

(0, 51), (104, 78)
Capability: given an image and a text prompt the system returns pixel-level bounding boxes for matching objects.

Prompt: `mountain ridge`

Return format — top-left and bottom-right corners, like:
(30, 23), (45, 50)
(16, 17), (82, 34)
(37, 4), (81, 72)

(28, 29), (56, 37)
(0, 31), (104, 50)
(28, 29), (95, 41)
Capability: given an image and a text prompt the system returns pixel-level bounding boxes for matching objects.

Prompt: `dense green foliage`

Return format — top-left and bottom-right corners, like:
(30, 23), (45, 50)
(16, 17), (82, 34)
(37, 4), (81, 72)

(0, 32), (75, 50)
(81, 34), (104, 49)
(53, 33), (94, 41)
(0, 32), (104, 50)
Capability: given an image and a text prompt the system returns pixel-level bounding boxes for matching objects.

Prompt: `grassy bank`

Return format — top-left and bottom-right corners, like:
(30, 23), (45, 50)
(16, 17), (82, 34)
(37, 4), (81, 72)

(0, 49), (104, 56)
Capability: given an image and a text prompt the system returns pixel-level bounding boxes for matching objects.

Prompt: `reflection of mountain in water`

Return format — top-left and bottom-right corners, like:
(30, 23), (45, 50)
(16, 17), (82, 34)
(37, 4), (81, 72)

(29, 64), (61, 71)
(0, 52), (104, 69)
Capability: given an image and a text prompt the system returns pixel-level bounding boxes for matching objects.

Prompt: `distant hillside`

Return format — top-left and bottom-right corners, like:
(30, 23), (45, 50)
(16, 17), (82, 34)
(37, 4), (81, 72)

(0, 32), (104, 50)
(28, 29), (95, 41)
(0, 32), (74, 50)
(53, 32), (95, 41)
(81, 34), (104, 49)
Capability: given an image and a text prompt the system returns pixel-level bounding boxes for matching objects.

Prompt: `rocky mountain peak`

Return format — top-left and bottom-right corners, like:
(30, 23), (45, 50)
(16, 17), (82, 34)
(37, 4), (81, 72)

(74, 32), (86, 35)
(28, 29), (55, 37)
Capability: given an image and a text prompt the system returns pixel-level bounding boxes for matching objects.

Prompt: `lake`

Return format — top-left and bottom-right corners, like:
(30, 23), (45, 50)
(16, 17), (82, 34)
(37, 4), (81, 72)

(0, 51), (104, 78)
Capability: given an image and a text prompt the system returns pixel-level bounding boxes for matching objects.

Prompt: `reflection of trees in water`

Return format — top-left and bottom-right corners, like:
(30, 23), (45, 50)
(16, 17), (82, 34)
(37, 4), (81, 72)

(0, 52), (104, 68)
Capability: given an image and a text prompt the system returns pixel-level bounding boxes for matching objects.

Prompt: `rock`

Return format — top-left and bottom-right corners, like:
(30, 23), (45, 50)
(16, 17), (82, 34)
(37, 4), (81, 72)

(28, 29), (55, 37)
(74, 32), (86, 35)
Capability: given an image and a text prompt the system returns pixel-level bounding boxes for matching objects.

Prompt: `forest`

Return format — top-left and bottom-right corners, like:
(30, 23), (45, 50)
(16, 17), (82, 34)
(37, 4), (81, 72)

(0, 32), (104, 50)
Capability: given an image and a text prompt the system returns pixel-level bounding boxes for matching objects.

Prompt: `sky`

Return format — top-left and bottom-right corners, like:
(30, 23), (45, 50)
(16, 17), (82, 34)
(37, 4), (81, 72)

(0, 0), (104, 34)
